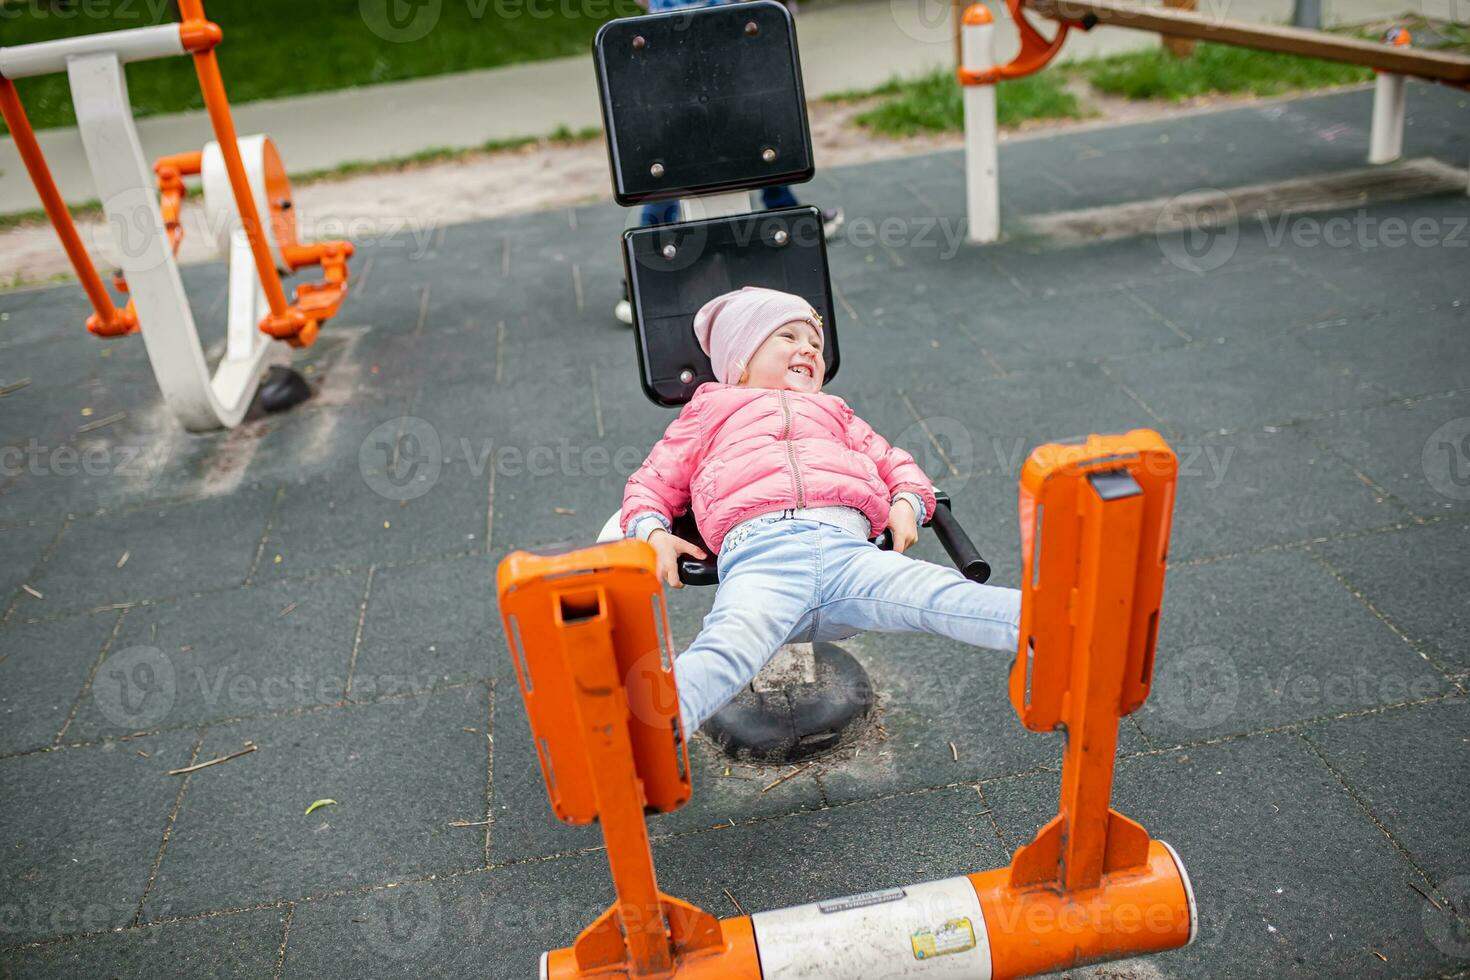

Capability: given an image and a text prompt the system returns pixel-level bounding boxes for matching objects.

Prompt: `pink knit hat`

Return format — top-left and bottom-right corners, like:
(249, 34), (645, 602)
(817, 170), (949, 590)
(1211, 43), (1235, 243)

(693, 286), (824, 385)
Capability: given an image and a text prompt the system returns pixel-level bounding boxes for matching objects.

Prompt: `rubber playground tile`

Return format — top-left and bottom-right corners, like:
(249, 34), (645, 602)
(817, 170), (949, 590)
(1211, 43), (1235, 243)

(0, 520), (55, 593)
(0, 729), (199, 944)
(0, 610), (118, 756)
(66, 572), (368, 742)
(983, 234), (1213, 300)
(651, 783), (1011, 916)
(359, 319), (514, 396)
(15, 490), (277, 618)
(0, 288), (97, 351)
(1131, 549), (1450, 747)
(983, 730), (1468, 978)
(354, 552), (501, 693)
(1122, 260), (1352, 343)
(286, 784), (1009, 980)
(938, 286), (1190, 373)
(235, 395), (417, 489)
(485, 660), (825, 864)
(901, 360), (1165, 455)
(258, 464), (488, 579)
(1312, 519), (1470, 675)
(143, 685), (490, 919)
(0, 906), (286, 980)
(1303, 390), (1470, 520)
(280, 862), (602, 980)
(0, 342), (110, 452)
(1296, 304), (1470, 402)
(1301, 698), (1470, 890)
(1279, 198), (1470, 314)
(0, 382), (194, 521)
(487, 465), (629, 553)
(403, 368), (602, 461)
(813, 629), (1071, 806)
(1104, 333), (1392, 439)
(1165, 425), (1401, 563)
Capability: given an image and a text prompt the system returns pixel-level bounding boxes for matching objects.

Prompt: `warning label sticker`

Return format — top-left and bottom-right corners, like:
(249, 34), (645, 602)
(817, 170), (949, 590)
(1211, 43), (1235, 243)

(910, 918), (978, 960)
(817, 887), (907, 915)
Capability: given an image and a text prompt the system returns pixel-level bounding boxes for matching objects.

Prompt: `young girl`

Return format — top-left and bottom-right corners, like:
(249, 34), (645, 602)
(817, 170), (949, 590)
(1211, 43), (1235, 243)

(623, 286), (1022, 736)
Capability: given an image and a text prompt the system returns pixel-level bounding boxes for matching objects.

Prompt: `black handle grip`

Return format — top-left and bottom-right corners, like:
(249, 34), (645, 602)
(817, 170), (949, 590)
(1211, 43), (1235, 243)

(677, 554), (720, 586)
(930, 495), (991, 584)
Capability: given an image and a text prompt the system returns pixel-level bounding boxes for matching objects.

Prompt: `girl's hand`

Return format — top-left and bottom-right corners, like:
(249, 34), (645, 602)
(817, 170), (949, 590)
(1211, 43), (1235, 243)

(887, 499), (919, 554)
(648, 529), (708, 588)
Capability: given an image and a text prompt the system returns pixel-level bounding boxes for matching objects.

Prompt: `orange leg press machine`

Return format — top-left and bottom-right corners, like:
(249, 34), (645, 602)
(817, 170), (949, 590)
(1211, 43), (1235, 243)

(0, 0), (353, 431)
(497, 430), (1197, 979)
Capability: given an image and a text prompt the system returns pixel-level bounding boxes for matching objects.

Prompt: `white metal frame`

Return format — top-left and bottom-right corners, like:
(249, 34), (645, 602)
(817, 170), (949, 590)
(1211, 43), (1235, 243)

(962, 14), (1001, 245)
(3, 33), (294, 431)
(959, 18), (1470, 243)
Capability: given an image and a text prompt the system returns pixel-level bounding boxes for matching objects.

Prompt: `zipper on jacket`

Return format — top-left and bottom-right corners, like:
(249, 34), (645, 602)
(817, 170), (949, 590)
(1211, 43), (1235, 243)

(778, 390), (807, 508)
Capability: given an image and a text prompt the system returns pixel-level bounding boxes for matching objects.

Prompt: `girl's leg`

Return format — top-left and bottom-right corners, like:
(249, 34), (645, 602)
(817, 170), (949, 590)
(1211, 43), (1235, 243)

(815, 528), (1021, 653)
(673, 522), (818, 735)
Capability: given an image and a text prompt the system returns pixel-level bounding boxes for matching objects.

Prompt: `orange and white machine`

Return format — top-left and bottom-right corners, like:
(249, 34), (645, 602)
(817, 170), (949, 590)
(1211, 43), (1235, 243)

(0, 0), (353, 431)
(496, 429), (1196, 979)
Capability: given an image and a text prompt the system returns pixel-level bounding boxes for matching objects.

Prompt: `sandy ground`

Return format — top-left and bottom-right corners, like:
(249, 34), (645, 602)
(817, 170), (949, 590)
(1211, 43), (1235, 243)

(0, 85), (1373, 288)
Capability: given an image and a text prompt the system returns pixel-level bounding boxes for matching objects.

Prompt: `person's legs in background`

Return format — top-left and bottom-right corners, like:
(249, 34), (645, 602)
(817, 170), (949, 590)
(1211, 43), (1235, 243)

(761, 185), (800, 209)
(761, 184), (844, 238)
(615, 201), (686, 324)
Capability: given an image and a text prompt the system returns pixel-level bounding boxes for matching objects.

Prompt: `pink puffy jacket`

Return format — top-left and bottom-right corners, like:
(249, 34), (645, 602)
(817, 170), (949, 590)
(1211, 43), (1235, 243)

(622, 383), (937, 554)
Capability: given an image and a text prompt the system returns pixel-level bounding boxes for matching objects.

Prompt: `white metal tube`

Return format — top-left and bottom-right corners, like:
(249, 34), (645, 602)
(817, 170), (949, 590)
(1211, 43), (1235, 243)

(678, 190), (759, 221)
(751, 876), (993, 979)
(962, 10), (1000, 245)
(1368, 72), (1407, 164)
(68, 52), (274, 431)
(0, 25), (184, 80)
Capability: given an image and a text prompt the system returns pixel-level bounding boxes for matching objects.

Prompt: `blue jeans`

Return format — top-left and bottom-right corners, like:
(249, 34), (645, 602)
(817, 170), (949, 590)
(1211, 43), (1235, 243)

(640, 186), (801, 226)
(674, 516), (1022, 735)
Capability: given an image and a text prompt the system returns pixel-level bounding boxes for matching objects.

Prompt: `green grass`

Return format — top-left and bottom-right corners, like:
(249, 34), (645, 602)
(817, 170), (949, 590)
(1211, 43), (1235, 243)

(1080, 42), (1374, 101)
(852, 68), (1084, 137)
(0, 0), (641, 133)
(0, 124), (602, 226)
(844, 31), (1401, 137)
(288, 124), (603, 182)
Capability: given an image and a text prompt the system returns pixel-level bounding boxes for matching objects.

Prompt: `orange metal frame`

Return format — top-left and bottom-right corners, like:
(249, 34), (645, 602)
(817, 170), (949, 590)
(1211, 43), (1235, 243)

(972, 430), (1190, 975)
(957, 0), (1076, 86)
(0, 77), (137, 337)
(498, 543), (757, 978)
(0, 0), (352, 347)
(497, 430), (1192, 979)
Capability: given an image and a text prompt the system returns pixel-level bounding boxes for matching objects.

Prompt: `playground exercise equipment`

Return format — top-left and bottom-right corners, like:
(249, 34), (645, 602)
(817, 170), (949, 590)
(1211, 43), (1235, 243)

(0, 0), (354, 431)
(497, 429), (1196, 978)
(590, 1), (990, 763)
(956, 0), (1470, 242)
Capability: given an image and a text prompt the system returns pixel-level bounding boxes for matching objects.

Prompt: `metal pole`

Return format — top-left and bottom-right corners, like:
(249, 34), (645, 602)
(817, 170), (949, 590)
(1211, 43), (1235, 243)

(1292, 0), (1320, 31)
(961, 4), (1000, 244)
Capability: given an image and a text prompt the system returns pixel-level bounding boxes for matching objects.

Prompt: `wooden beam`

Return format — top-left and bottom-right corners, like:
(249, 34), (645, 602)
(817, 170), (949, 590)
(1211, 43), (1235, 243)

(1025, 0), (1470, 83)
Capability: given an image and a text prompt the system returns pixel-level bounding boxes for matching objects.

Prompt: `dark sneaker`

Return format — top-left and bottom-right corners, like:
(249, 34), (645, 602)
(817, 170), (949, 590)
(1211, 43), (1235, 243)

(821, 207), (845, 239)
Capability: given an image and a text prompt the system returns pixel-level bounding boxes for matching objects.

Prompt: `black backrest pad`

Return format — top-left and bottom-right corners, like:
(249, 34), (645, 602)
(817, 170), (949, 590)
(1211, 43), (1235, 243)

(625, 206), (839, 407)
(595, 1), (814, 206)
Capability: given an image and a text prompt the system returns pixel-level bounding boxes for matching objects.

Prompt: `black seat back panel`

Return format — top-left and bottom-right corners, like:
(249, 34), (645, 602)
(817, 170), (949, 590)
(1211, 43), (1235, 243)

(595, 1), (814, 206)
(624, 206), (839, 407)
